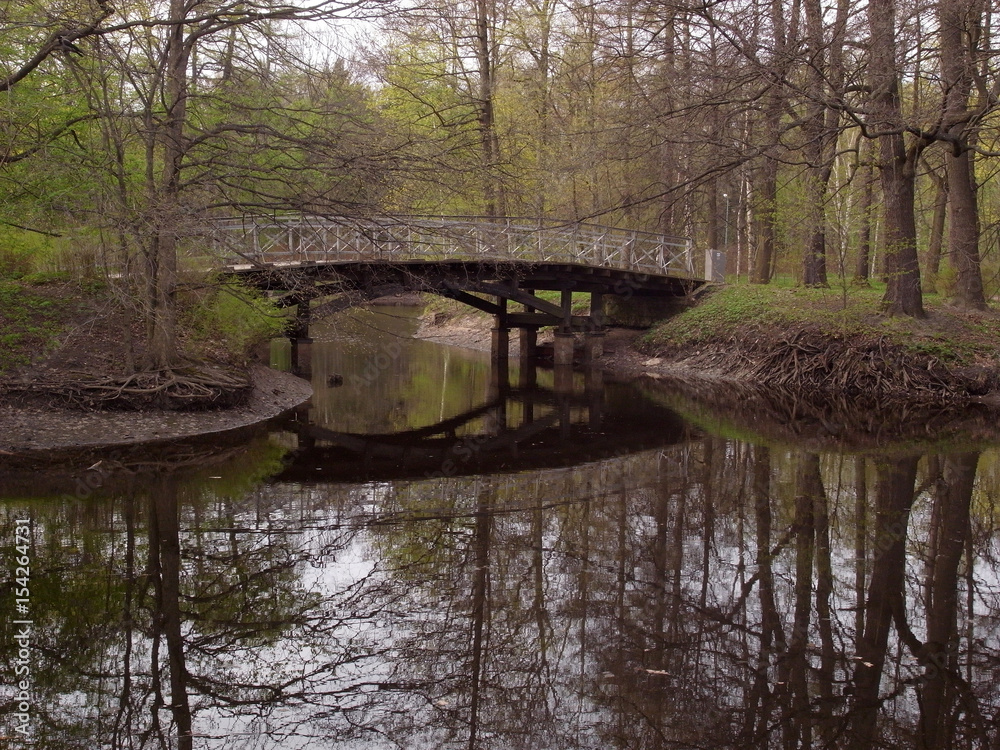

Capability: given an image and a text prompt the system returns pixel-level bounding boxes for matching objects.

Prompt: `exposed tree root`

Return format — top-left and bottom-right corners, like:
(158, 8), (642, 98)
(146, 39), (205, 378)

(5, 364), (254, 411)
(662, 327), (997, 404)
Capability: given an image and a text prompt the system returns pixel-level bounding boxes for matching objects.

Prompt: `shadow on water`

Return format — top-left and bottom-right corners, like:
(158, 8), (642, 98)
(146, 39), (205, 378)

(2, 306), (1000, 748)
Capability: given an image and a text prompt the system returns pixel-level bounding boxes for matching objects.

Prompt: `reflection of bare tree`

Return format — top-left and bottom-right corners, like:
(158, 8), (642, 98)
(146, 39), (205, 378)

(785, 454), (818, 748)
(7, 438), (1000, 749)
(467, 492), (491, 750)
(148, 475), (193, 749)
(849, 456), (919, 748)
(919, 452), (977, 749)
(742, 445), (782, 747)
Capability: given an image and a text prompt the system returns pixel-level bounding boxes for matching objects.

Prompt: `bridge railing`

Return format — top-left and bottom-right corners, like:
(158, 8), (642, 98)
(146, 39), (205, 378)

(211, 215), (697, 278)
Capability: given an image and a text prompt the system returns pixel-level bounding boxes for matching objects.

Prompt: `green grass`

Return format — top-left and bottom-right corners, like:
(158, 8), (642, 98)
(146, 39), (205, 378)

(642, 283), (1000, 366)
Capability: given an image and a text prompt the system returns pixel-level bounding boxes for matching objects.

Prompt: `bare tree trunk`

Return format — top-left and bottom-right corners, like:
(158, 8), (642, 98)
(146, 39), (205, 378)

(475, 0), (500, 217)
(524, 0), (553, 216)
(147, 0), (190, 369)
(706, 180), (719, 251)
(924, 165), (948, 294)
(753, 155), (778, 284)
(854, 153), (875, 285)
(800, 0), (845, 287)
(867, 0), (925, 317)
(751, 0), (792, 284)
(940, 0), (987, 310)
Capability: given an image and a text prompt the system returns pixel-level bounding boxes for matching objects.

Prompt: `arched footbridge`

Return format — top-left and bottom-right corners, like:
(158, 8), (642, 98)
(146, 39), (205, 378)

(215, 215), (715, 364)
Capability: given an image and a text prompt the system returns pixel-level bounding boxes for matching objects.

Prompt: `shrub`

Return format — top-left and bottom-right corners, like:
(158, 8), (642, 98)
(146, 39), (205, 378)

(185, 280), (288, 363)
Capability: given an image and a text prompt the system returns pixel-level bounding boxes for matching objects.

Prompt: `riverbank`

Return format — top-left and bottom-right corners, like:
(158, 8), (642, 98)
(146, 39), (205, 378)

(0, 274), (311, 455)
(415, 284), (1000, 404)
(0, 364), (312, 455)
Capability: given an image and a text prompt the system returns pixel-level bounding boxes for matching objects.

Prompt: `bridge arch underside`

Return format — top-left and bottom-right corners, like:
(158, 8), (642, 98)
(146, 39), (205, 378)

(230, 260), (704, 364)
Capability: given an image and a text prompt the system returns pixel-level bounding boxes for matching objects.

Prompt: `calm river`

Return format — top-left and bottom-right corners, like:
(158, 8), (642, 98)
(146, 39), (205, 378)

(2, 306), (999, 749)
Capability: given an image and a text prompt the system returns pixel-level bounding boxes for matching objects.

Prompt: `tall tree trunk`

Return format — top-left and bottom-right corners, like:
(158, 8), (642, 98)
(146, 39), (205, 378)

(854, 152), (874, 285)
(868, 0), (925, 317)
(751, 0), (793, 284)
(753, 155), (778, 283)
(475, 0), (499, 217)
(800, 0), (843, 287)
(706, 180), (720, 251)
(148, 0), (190, 369)
(939, 0), (987, 310)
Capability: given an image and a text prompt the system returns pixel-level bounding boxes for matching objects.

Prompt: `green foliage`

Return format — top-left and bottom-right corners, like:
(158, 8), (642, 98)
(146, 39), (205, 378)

(184, 282), (288, 363)
(0, 227), (57, 278)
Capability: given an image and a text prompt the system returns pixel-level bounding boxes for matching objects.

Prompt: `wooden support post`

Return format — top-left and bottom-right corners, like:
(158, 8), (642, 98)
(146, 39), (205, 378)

(583, 331), (604, 362)
(520, 286), (539, 362)
(560, 288), (573, 327)
(554, 331), (575, 366)
(554, 364), (574, 395)
(585, 367), (603, 430)
(583, 291), (605, 364)
(292, 339), (313, 378)
(590, 292), (605, 327)
(490, 288), (511, 393)
(490, 327), (510, 391)
(519, 358), (537, 390)
(520, 327), (538, 361)
(294, 299), (312, 341)
(491, 326), (510, 363)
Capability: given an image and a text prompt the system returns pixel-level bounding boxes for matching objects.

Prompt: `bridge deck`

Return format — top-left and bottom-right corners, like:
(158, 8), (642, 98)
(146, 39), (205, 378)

(225, 258), (699, 297)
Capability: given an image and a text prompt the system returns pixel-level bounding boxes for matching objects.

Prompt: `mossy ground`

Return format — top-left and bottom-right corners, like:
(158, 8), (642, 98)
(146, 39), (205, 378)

(0, 274), (94, 376)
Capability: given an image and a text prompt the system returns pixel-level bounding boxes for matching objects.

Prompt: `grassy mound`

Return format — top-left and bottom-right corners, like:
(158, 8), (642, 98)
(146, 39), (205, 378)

(640, 284), (1000, 402)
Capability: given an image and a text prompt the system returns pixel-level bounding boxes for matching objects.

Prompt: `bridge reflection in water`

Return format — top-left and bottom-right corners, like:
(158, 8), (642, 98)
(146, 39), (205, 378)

(273, 345), (692, 482)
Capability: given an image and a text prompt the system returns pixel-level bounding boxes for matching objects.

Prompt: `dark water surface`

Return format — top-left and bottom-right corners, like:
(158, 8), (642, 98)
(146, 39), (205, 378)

(2, 306), (1000, 749)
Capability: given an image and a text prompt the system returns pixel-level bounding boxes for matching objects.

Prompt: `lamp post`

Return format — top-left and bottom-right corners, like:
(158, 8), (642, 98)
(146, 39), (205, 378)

(722, 192), (730, 249)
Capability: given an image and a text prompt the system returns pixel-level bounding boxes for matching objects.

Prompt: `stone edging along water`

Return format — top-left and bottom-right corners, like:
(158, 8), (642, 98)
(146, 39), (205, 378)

(0, 365), (313, 456)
